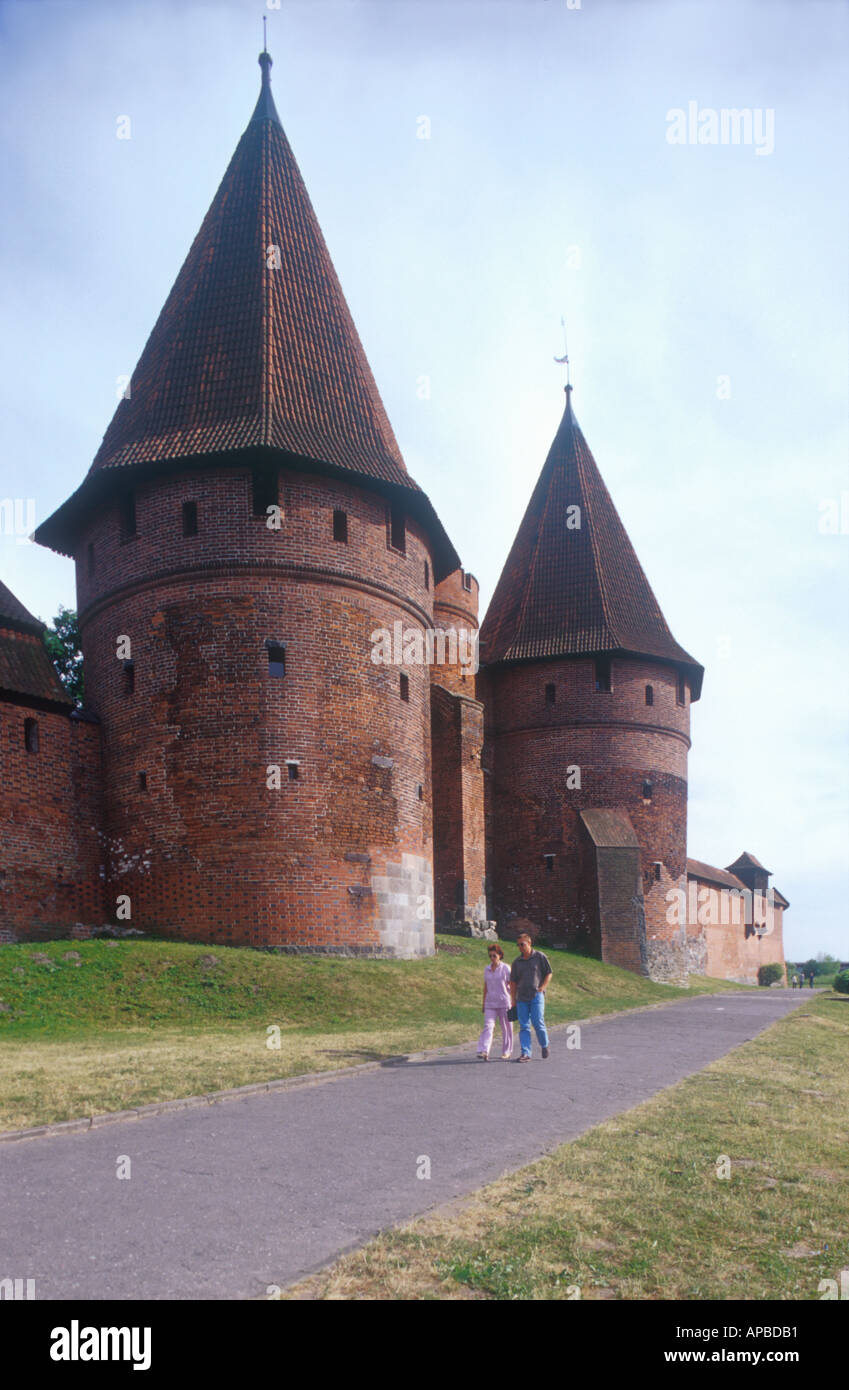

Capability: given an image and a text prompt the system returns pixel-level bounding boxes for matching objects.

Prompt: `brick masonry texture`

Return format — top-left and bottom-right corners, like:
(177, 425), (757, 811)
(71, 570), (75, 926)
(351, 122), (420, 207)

(72, 467), (437, 952)
(0, 700), (104, 941)
(481, 654), (691, 957)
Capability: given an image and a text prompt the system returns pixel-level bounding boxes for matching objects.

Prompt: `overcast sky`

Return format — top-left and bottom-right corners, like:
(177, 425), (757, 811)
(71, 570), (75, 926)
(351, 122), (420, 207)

(1, 0), (846, 960)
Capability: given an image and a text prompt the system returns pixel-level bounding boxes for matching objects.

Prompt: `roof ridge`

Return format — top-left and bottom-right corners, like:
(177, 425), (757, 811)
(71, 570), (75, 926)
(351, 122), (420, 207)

(573, 412), (616, 650)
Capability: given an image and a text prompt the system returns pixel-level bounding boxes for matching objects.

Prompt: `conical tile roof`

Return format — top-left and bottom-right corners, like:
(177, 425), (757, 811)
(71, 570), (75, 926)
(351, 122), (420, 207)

(36, 52), (458, 575)
(479, 388), (703, 696)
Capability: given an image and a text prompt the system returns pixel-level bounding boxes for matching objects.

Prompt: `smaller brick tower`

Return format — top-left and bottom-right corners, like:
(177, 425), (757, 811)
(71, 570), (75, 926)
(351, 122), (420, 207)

(479, 386), (703, 982)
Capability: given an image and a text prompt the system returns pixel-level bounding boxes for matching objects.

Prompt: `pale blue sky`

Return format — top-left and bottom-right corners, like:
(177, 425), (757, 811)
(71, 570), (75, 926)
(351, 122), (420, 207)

(1, 0), (846, 959)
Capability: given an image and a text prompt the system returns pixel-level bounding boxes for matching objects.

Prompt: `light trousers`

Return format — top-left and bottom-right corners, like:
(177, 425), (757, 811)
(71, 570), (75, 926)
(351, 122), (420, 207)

(477, 1007), (513, 1056)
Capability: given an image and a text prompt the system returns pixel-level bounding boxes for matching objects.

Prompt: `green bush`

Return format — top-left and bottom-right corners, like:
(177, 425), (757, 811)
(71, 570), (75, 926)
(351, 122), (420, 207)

(758, 962), (785, 987)
(832, 969), (849, 995)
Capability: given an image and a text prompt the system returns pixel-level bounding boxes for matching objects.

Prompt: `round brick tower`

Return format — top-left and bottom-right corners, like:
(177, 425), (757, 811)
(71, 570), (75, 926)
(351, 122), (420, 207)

(35, 51), (461, 957)
(479, 386), (703, 981)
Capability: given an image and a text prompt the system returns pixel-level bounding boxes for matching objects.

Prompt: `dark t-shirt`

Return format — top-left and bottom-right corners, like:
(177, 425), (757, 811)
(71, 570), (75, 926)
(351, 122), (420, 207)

(510, 950), (552, 1002)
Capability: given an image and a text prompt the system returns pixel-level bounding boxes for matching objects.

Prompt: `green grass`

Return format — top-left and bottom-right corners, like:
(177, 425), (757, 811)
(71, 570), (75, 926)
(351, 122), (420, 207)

(283, 993), (849, 1301)
(0, 934), (752, 1132)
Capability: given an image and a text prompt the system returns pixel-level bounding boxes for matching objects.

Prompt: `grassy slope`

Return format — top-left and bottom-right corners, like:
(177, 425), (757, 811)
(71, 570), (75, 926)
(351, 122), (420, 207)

(283, 993), (849, 1301)
(0, 936), (748, 1131)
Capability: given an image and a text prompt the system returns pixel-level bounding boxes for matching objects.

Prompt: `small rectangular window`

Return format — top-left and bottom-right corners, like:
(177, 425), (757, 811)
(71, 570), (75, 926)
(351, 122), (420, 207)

(120, 491), (136, 538)
(677, 674), (687, 706)
(417, 783), (424, 800)
(424, 561), (430, 591)
(24, 718), (39, 753)
(389, 506), (406, 553)
(138, 771), (148, 791)
(653, 863), (662, 882)
(595, 658), (611, 693)
(123, 660), (135, 696)
(645, 685), (654, 706)
(462, 572), (473, 592)
(400, 672), (410, 702)
(182, 501), (198, 537)
(267, 643), (286, 678)
(543, 854), (555, 873)
(642, 780), (653, 801)
(333, 509), (348, 543)
(545, 683), (556, 706)
(286, 761), (300, 781)
(252, 468), (278, 519)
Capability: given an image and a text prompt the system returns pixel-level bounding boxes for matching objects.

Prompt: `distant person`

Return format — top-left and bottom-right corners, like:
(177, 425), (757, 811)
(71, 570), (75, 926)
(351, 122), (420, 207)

(808, 971), (815, 989)
(510, 932), (553, 1063)
(792, 974), (799, 989)
(476, 943), (513, 1061)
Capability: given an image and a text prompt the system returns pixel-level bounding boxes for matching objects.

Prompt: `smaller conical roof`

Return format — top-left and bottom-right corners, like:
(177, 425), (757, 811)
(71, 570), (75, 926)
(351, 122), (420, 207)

(479, 389), (703, 696)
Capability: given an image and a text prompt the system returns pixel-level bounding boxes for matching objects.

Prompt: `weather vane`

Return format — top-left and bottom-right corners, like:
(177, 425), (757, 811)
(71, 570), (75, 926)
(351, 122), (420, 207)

(553, 316), (571, 389)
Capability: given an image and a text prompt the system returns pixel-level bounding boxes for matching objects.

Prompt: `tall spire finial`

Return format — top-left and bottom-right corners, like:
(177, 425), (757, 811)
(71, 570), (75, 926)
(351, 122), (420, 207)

(553, 316), (572, 394)
(263, 14), (268, 53)
(252, 26), (281, 125)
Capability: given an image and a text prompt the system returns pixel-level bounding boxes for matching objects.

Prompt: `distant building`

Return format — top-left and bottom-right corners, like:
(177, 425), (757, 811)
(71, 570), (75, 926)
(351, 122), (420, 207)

(1, 50), (786, 984)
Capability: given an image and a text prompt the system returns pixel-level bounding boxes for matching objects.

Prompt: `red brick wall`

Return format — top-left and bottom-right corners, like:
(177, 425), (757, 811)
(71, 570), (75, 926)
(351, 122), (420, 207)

(73, 465), (438, 954)
(0, 697), (105, 941)
(431, 569), (479, 697)
(482, 654), (690, 953)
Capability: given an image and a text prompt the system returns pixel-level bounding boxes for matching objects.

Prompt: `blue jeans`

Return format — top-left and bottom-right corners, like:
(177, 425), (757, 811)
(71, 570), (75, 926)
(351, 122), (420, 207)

(517, 994), (549, 1056)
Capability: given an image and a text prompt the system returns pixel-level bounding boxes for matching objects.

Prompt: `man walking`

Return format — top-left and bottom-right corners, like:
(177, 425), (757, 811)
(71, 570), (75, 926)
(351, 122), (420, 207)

(510, 932), (553, 1062)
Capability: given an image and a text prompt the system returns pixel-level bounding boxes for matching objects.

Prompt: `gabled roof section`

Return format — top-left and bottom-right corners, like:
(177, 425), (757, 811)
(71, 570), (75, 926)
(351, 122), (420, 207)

(0, 583), (71, 709)
(478, 388), (703, 697)
(0, 631), (72, 709)
(726, 851), (769, 875)
(35, 52), (460, 577)
(0, 579), (43, 635)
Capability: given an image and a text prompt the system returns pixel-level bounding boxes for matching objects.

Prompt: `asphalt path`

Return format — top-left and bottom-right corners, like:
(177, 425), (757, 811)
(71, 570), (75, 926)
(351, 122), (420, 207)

(0, 989), (810, 1299)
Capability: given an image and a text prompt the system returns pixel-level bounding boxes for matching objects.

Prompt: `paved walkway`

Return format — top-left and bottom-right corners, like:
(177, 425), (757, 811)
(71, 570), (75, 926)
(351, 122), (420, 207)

(0, 990), (808, 1299)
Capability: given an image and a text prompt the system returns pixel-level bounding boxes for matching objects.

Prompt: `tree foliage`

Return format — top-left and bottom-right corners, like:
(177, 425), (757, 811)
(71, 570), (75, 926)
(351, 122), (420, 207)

(757, 962), (784, 987)
(43, 606), (84, 706)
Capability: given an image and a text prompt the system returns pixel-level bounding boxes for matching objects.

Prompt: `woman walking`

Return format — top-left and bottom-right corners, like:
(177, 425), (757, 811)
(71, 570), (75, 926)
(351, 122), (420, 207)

(477, 943), (514, 1060)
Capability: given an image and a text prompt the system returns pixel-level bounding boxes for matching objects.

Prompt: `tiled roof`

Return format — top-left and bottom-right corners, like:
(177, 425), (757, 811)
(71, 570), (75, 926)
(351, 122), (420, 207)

(0, 579), (42, 634)
(0, 628), (71, 708)
(687, 858), (747, 892)
(478, 388), (703, 696)
(688, 858), (788, 913)
(35, 53), (459, 576)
